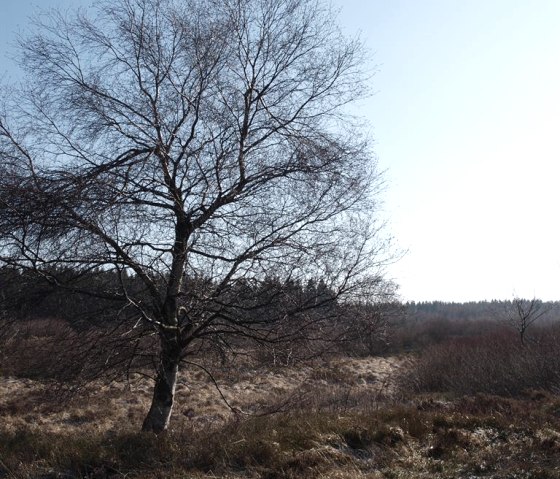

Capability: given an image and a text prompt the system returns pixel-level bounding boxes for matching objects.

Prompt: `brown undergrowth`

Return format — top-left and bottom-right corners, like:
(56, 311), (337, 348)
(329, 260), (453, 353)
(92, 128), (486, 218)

(1, 354), (560, 478)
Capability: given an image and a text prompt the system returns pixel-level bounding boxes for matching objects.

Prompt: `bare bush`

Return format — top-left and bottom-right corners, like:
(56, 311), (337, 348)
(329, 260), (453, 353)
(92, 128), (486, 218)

(386, 316), (501, 354)
(400, 326), (560, 396)
(0, 318), (156, 385)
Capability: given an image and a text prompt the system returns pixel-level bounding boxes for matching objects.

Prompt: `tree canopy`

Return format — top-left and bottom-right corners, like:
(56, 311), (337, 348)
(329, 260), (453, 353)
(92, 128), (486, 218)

(0, 0), (394, 432)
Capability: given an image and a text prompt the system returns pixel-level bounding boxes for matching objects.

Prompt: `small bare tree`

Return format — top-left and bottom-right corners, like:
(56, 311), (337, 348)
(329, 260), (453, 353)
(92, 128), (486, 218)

(0, 0), (392, 433)
(504, 297), (548, 345)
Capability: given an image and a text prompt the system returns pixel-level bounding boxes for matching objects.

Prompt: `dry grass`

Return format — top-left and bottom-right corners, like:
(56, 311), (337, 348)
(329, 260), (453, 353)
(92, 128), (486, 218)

(0, 355), (404, 435)
(2, 352), (560, 478)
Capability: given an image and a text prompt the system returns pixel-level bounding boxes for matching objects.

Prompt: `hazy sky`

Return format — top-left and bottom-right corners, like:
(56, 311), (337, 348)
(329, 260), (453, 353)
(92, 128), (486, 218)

(1, 1), (560, 302)
(333, 0), (560, 302)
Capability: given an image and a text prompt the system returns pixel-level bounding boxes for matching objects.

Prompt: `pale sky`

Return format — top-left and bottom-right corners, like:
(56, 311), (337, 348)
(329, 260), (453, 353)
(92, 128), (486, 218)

(335, 0), (560, 302)
(1, 1), (560, 302)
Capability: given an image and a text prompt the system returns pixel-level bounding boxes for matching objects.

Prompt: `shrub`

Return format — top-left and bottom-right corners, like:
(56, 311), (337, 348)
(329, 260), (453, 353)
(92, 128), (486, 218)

(387, 316), (502, 354)
(400, 326), (560, 396)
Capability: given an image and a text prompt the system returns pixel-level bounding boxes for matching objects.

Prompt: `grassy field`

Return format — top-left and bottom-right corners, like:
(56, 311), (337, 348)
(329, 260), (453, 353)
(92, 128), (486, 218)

(2, 347), (560, 479)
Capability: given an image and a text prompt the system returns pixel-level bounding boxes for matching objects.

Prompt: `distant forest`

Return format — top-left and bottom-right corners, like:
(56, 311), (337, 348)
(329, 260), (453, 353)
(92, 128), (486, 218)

(384, 299), (560, 354)
(2, 265), (560, 358)
(406, 300), (560, 323)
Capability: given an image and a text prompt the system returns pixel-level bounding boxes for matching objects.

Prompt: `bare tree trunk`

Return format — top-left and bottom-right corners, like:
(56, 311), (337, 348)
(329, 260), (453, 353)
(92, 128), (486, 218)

(142, 337), (181, 434)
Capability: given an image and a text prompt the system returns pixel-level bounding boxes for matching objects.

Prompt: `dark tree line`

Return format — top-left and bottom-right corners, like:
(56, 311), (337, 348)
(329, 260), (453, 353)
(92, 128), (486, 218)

(0, 265), (394, 340)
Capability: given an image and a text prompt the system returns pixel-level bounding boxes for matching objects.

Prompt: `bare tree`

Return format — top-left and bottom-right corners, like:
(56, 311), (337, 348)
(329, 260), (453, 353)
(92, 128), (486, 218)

(504, 297), (549, 345)
(0, 0), (392, 433)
